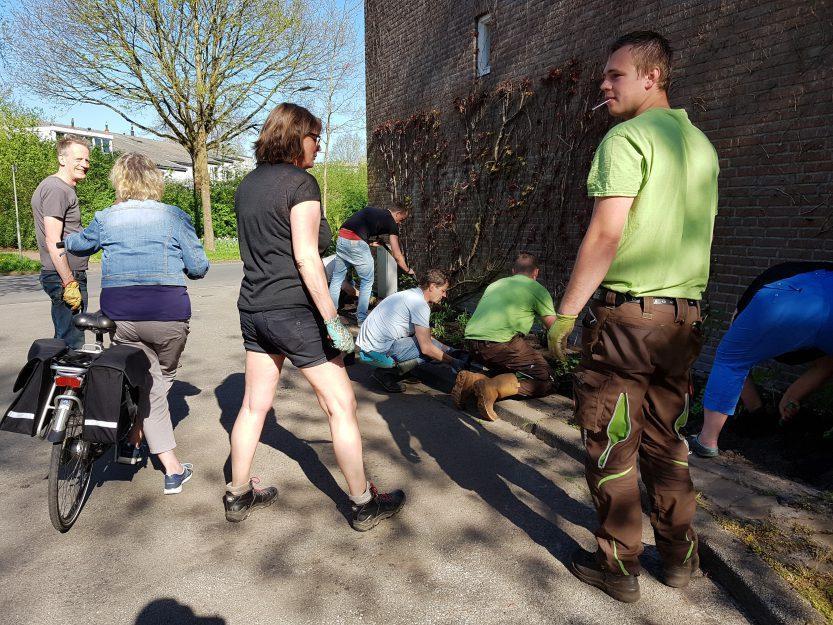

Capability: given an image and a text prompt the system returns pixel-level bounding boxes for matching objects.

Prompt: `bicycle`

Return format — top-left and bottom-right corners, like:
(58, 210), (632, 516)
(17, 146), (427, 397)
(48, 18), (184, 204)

(32, 310), (131, 532)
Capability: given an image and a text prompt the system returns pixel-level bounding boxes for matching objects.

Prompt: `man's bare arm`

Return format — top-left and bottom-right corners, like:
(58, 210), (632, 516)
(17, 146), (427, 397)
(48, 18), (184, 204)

(44, 216), (74, 285)
(388, 235), (413, 274)
(557, 196), (633, 315)
(414, 325), (452, 363)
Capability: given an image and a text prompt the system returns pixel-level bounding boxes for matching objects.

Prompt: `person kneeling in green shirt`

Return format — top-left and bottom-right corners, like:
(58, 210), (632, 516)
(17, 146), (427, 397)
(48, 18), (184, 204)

(452, 253), (557, 421)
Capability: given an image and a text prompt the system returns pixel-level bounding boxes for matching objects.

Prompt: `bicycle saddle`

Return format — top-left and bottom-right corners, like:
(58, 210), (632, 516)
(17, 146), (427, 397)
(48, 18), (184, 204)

(73, 311), (117, 333)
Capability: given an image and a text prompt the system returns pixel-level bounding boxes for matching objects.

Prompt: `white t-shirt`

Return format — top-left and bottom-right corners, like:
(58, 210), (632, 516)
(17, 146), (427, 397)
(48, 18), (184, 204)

(357, 287), (430, 354)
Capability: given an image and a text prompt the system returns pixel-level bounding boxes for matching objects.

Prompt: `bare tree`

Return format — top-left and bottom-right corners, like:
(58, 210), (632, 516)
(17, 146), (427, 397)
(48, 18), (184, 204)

(330, 131), (366, 165)
(5, 0), (323, 250)
(314, 0), (365, 218)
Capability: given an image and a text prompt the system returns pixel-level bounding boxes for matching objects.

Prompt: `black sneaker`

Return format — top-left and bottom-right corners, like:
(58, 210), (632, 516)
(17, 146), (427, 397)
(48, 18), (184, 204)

(224, 477), (278, 523)
(570, 548), (640, 603)
(351, 483), (405, 531)
(371, 369), (405, 393)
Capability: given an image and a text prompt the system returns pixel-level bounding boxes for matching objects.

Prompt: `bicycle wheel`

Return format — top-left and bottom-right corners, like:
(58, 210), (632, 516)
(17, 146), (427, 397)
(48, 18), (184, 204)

(48, 403), (93, 532)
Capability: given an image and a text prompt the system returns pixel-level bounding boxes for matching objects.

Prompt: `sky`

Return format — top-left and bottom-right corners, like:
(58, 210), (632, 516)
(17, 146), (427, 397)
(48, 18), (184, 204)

(1, 0), (365, 154)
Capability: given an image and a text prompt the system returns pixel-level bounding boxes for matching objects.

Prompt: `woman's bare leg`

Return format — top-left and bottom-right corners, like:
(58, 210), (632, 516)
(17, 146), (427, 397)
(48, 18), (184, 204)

(230, 351), (284, 487)
(739, 377), (763, 412)
(299, 356), (367, 496)
(699, 408), (728, 449)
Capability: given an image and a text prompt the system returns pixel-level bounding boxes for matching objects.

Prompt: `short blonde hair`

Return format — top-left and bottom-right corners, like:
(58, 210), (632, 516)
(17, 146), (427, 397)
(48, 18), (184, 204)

(109, 153), (164, 203)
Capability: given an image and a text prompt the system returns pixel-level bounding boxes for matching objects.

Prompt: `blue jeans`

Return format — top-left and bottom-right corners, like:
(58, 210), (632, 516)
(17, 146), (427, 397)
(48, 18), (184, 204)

(703, 270), (833, 415)
(329, 237), (375, 324)
(386, 336), (449, 365)
(40, 270), (88, 349)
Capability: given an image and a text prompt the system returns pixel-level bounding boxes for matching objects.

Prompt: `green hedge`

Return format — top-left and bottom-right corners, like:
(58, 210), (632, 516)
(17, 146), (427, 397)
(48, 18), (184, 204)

(0, 252), (41, 275)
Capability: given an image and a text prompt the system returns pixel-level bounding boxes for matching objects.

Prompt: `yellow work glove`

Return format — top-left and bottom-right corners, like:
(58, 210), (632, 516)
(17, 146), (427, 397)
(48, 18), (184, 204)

(62, 280), (83, 312)
(547, 313), (578, 361)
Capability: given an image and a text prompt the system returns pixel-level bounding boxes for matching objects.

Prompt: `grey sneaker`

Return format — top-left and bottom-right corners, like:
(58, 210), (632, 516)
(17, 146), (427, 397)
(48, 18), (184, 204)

(687, 434), (719, 458)
(163, 463), (193, 495)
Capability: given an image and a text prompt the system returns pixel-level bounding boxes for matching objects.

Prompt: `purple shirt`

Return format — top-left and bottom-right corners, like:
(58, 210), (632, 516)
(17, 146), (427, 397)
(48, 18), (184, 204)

(101, 285), (191, 321)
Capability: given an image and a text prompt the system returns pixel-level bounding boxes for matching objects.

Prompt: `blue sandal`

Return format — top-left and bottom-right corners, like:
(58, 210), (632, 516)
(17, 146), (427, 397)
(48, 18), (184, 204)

(687, 434), (719, 458)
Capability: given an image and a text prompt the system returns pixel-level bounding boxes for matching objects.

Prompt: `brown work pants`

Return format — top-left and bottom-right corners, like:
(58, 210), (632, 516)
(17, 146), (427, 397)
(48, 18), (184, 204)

(573, 297), (703, 575)
(466, 335), (554, 397)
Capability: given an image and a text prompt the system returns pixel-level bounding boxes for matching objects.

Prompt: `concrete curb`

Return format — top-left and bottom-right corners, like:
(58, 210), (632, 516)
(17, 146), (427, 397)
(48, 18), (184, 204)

(413, 363), (825, 625)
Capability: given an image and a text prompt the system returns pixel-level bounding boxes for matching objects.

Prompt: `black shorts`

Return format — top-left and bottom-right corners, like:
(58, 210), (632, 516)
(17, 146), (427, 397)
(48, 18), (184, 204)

(239, 306), (340, 368)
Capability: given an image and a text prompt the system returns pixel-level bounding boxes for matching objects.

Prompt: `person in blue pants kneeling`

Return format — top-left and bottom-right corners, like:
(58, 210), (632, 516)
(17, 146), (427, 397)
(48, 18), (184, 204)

(690, 263), (833, 457)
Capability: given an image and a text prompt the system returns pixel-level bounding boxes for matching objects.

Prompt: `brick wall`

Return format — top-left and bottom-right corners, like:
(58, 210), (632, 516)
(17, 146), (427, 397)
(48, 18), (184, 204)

(365, 0), (833, 374)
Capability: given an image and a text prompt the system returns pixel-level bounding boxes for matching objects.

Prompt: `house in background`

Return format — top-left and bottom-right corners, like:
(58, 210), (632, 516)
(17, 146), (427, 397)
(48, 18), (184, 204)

(34, 122), (254, 183)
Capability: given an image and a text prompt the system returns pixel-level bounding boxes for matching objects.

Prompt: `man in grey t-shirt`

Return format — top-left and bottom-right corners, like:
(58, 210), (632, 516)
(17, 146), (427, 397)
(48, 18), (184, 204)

(31, 136), (91, 348)
(356, 269), (461, 392)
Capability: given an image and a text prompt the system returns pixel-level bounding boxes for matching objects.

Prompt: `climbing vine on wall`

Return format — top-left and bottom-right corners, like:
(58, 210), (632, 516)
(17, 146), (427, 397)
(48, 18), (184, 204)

(371, 59), (610, 301)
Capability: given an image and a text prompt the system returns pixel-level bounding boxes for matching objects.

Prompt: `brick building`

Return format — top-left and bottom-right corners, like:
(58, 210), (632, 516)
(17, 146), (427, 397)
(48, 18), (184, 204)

(364, 0), (833, 373)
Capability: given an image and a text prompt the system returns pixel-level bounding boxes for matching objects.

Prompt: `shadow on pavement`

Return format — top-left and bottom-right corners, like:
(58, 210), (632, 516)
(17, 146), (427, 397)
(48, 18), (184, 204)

(372, 369), (595, 567)
(214, 373), (351, 520)
(134, 598), (225, 624)
(170, 380), (201, 429)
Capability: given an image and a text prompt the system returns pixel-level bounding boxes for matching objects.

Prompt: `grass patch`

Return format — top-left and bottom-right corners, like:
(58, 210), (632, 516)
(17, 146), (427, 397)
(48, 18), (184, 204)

(0, 253), (41, 275)
(713, 512), (833, 621)
(204, 237), (240, 262)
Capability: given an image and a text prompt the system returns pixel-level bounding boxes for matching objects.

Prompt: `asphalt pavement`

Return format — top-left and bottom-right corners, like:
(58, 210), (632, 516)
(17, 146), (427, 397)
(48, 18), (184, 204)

(0, 264), (752, 625)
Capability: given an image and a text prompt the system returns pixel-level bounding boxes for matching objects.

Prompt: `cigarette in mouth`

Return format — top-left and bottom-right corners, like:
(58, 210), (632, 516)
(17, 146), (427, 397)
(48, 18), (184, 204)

(591, 99), (612, 111)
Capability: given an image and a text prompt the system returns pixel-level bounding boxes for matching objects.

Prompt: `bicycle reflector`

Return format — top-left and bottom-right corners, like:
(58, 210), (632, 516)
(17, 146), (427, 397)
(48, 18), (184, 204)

(55, 376), (82, 388)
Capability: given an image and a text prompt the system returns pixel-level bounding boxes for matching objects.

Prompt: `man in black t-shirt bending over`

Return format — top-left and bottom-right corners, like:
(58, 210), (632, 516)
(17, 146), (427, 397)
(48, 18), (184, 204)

(328, 205), (414, 325)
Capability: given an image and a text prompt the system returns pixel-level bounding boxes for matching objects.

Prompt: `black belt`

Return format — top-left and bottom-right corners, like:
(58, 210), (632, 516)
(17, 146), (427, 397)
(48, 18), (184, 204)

(592, 288), (698, 307)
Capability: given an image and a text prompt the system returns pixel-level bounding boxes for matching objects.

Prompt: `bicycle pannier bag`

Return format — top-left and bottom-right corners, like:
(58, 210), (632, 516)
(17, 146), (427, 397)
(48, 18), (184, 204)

(1, 339), (68, 436)
(82, 345), (149, 444)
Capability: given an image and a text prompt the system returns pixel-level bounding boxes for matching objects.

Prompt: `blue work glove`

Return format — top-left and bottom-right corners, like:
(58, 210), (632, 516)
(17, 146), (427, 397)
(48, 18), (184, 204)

(324, 316), (355, 353)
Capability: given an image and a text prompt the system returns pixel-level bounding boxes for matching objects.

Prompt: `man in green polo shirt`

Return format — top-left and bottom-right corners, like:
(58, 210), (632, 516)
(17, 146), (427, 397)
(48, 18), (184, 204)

(452, 253), (556, 421)
(549, 31), (719, 603)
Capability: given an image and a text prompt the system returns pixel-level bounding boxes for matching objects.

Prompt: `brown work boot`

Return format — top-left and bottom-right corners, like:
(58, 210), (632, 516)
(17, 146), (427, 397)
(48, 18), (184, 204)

(473, 373), (520, 421)
(451, 370), (487, 409)
(663, 551), (700, 588)
(570, 548), (640, 603)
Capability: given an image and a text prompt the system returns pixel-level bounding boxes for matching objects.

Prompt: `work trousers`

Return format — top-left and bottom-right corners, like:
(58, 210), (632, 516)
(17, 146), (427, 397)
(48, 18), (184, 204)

(573, 297), (703, 575)
(466, 335), (554, 397)
(113, 320), (189, 455)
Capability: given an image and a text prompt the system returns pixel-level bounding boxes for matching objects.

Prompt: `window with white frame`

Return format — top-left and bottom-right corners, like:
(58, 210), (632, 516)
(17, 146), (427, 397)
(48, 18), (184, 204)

(476, 13), (492, 77)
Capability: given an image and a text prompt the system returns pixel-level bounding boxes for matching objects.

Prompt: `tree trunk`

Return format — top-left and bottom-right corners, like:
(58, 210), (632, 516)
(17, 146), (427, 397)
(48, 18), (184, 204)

(190, 152), (202, 235)
(322, 148), (330, 221)
(194, 128), (215, 251)
(322, 109), (333, 221)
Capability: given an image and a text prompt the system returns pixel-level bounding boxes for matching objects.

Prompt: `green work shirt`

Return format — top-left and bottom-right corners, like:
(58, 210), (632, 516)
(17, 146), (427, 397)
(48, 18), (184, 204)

(464, 274), (556, 343)
(586, 108), (719, 299)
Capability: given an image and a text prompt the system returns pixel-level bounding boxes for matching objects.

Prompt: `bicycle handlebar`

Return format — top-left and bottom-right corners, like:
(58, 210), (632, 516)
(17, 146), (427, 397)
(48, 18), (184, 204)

(56, 241), (65, 249)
